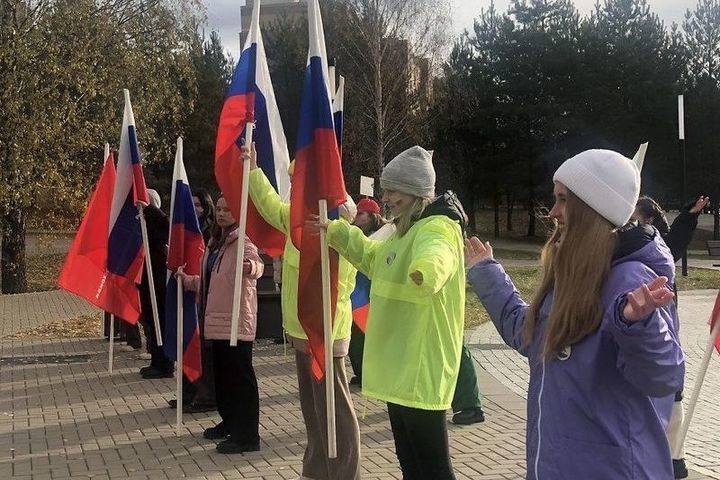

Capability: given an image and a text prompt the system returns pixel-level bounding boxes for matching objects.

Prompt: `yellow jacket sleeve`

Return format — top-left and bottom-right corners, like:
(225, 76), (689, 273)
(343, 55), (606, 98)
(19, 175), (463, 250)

(408, 219), (460, 296)
(327, 219), (381, 278)
(248, 168), (290, 235)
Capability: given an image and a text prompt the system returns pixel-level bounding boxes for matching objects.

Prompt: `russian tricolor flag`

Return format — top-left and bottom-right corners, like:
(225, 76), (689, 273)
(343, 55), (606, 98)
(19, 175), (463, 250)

(163, 138), (203, 382)
(290, 0), (347, 380)
(333, 76), (344, 157)
(215, 0), (290, 258)
(104, 90), (149, 323)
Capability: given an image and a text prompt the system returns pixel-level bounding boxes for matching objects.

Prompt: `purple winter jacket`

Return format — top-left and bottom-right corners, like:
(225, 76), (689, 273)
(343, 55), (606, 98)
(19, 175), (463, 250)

(468, 231), (684, 480)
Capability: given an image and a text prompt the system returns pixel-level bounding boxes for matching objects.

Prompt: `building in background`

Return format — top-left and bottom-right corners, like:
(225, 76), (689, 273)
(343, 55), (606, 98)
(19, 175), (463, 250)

(239, 0), (306, 47)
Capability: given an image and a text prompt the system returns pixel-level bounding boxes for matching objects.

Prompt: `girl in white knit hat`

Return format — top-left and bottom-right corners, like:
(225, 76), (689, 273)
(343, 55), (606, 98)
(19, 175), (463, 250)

(465, 149), (685, 479)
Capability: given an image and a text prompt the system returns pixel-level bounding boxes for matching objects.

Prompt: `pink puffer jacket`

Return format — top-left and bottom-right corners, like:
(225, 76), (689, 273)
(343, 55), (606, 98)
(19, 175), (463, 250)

(183, 229), (264, 341)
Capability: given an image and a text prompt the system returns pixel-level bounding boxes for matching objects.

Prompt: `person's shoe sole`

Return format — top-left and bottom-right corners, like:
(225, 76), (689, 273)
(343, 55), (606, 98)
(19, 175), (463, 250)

(203, 426), (230, 440)
(185, 403), (216, 413)
(216, 440), (259, 454)
(141, 371), (174, 379)
(452, 410), (486, 425)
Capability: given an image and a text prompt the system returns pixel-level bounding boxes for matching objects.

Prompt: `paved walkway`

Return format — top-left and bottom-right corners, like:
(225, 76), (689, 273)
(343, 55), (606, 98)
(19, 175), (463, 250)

(469, 289), (720, 479)
(0, 273), (717, 478)
(0, 291), (96, 337)
(0, 337), (527, 479)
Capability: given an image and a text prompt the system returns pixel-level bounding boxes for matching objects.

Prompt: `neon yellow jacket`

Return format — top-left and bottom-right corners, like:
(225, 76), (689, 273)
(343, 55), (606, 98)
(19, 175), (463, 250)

(248, 168), (356, 343)
(327, 216), (465, 410)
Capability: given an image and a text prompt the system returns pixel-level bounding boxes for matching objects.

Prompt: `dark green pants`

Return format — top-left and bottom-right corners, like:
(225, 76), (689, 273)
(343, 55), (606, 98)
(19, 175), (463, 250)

(348, 322), (365, 380)
(451, 343), (482, 413)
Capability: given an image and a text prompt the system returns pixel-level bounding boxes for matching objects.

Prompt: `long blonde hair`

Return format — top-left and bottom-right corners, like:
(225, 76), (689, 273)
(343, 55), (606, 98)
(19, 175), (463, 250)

(394, 197), (433, 237)
(525, 190), (617, 359)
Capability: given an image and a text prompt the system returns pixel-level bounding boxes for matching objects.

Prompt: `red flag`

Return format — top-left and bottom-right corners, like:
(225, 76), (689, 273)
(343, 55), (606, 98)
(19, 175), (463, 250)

(289, 0), (347, 380)
(58, 153), (141, 321)
(709, 290), (720, 353)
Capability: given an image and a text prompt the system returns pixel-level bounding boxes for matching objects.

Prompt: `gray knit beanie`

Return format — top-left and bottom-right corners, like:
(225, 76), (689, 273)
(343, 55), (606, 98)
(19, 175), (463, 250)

(380, 146), (436, 199)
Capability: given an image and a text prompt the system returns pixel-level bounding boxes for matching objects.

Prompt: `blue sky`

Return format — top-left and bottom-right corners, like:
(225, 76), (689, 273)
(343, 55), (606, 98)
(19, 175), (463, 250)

(206, 0), (696, 61)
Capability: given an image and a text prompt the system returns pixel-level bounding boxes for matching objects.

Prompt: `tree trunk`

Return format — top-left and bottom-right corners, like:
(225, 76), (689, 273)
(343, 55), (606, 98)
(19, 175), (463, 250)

(1, 201), (28, 293)
(506, 191), (514, 232)
(527, 197), (536, 237)
(493, 185), (500, 239)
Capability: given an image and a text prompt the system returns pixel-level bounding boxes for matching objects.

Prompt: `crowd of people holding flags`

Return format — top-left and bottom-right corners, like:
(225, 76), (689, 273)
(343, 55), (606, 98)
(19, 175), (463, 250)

(55, 0), (720, 479)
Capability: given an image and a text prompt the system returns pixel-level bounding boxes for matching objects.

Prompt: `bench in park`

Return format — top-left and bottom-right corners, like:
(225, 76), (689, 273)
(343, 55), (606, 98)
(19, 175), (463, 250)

(706, 240), (720, 267)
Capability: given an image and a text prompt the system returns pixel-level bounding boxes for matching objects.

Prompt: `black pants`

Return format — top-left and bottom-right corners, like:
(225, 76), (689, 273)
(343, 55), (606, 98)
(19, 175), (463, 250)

(387, 403), (456, 480)
(213, 340), (259, 446)
(140, 316), (173, 372)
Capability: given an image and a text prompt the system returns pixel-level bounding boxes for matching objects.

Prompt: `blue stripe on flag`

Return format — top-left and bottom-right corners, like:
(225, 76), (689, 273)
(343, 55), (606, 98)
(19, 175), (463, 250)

(228, 43), (257, 97)
(107, 193), (142, 275)
(296, 56), (334, 151)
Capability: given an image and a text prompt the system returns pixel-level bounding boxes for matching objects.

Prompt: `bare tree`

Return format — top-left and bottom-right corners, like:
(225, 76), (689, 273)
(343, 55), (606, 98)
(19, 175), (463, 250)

(328, 0), (451, 178)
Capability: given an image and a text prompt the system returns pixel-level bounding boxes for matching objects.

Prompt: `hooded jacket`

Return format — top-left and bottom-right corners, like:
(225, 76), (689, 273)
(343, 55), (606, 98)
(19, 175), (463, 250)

(468, 225), (685, 479)
(327, 192), (466, 410)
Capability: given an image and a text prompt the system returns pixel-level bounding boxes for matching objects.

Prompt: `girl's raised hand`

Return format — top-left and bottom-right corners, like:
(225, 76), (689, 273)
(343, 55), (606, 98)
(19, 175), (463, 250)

(623, 276), (674, 322)
(464, 236), (493, 270)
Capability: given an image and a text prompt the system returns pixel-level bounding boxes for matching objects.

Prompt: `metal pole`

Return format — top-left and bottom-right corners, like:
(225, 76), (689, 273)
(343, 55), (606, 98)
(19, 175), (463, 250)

(679, 94), (688, 277)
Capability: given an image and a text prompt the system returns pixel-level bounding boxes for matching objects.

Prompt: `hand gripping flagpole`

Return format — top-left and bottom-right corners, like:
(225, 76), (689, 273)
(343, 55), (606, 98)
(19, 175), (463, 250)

(230, 121), (254, 347)
(319, 199), (337, 459)
(137, 204), (163, 346)
(104, 142), (116, 375)
(674, 308), (720, 453)
(176, 266), (184, 433)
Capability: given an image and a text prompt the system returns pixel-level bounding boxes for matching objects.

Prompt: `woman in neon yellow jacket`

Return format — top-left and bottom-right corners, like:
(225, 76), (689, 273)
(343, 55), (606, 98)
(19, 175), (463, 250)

(323, 146), (465, 480)
(244, 146), (362, 480)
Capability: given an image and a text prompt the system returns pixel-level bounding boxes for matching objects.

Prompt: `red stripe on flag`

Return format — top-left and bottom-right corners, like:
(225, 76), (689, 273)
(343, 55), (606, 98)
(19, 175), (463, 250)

(215, 94), (286, 257)
(710, 291), (720, 353)
(352, 304), (369, 333)
(183, 327), (203, 382)
(291, 128), (346, 380)
(168, 225), (205, 276)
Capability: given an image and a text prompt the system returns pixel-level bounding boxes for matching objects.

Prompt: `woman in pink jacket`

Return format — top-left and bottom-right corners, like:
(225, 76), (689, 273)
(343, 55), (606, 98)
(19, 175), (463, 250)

(179, 196), (264, 454)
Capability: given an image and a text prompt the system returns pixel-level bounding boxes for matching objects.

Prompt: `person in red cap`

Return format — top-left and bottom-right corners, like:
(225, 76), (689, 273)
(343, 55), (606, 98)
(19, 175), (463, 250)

(354, 198), (383, 235)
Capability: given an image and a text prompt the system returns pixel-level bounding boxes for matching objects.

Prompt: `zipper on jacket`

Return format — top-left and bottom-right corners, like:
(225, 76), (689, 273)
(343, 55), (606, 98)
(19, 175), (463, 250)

(534, 357), (546, 480)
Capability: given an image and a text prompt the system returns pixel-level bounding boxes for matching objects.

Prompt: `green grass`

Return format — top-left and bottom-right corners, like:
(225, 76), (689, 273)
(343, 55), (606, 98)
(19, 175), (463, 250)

(465, 265), (543, 328)
(676, 267), (720, 291)
(464, 265), (720, 328)
(27, 253), (65, 293)
(492, 248), (540, 261)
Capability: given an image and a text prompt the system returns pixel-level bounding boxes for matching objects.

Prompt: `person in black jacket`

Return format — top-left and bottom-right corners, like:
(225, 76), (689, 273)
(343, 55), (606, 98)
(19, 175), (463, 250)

(632, 194), (709, 479)
(634, 195), (710, 262)
(138, 189), (173, 379)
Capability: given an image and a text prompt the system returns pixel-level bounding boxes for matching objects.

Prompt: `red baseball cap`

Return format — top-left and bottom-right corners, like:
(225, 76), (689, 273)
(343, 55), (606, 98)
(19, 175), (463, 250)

(357, 198), (380, 215)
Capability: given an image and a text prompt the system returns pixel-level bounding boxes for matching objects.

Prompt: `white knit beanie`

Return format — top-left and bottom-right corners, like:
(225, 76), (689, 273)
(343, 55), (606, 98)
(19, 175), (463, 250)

(553, 149), (640, 227)
(147, 189), (161, 209)
(380, 146), (436, 199)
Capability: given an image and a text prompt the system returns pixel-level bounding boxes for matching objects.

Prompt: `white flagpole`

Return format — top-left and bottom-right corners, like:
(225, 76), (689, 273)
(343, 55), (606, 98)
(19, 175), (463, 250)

(138, 204), (163, 346)
(176, 267), (184, 433)
(674, 312), (720, 452)
(230, 123), (254, 347)
(103, 142), (116, 375)
(319, 199), (337, 458)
